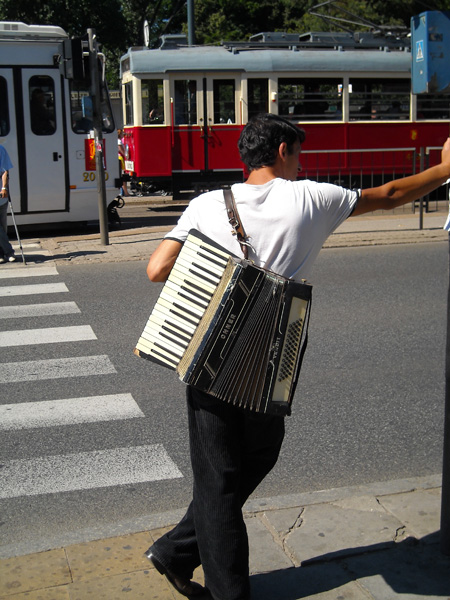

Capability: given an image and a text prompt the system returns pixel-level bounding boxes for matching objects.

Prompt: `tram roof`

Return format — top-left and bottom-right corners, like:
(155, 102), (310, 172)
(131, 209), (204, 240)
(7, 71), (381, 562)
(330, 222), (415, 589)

(121, 33), (412, 76)
(0, 21), (67, 40)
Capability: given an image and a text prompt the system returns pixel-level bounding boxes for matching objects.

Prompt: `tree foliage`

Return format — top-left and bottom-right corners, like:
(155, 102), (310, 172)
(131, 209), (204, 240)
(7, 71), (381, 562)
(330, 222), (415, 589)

(1, 0), (449, 86)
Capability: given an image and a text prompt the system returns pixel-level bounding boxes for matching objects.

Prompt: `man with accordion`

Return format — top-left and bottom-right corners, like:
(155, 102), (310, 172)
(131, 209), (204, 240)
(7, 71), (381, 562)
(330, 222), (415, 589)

(143, 113), (450, 600)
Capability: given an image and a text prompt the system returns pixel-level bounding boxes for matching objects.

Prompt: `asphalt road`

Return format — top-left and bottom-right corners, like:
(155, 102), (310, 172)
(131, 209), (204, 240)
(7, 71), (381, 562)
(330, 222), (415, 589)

(0, 241), (447, 556)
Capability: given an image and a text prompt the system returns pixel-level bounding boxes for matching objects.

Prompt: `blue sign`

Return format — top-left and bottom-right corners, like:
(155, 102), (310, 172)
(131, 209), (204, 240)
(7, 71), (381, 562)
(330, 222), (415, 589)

(411, 11), (450, 94)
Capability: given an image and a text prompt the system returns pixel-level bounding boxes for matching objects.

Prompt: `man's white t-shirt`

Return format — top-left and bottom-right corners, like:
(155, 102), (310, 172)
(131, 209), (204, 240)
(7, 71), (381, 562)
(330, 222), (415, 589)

(166, 178), (358, 281)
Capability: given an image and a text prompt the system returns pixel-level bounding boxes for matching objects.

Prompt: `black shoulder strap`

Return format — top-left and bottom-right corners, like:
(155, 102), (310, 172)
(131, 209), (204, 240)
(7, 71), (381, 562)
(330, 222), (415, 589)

(223, 188), (249, 260)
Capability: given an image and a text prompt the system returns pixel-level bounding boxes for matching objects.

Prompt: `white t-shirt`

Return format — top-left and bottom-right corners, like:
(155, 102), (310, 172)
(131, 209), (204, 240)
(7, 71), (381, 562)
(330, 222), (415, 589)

(166, 178), (358, 281)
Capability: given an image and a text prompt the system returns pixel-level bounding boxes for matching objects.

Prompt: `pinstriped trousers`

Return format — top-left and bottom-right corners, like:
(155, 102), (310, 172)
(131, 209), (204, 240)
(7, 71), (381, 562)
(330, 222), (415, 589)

(149, 385), (285, 600)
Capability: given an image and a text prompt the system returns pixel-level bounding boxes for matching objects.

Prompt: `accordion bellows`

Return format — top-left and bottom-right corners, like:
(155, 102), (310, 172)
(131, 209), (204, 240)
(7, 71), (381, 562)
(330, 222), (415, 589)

(134, 230), (312, 416)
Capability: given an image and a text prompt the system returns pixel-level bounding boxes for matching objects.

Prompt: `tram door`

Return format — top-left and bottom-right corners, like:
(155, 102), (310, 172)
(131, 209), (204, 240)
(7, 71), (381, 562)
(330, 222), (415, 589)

(1, 68), (67, 214)
(171, 76), (242, 182)
(171, 77), (205, 175)
(0, 69), (19, 212)
(21, 70), (67, 212)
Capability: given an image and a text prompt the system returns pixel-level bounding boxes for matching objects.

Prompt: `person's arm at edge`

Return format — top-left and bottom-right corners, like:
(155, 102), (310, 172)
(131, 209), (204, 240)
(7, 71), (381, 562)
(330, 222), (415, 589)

(352, 138), (450, 217)
(147, 238), (183, 282)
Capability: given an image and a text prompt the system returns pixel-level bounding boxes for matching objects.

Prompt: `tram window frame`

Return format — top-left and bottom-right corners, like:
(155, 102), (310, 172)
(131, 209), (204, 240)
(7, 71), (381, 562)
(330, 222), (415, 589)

(29, 75), (56, 136)
(124, 81), (133, 126)
(213, 79), (236, 124)
(0, 77), (9, 136)
(349, 78), (410, 121)
(417, 93), (450, 120)
(142, 79), (165, 125)
(278, 78), (343, 121)
(248, 79), (268, 120)
(174, 80), (197, 125)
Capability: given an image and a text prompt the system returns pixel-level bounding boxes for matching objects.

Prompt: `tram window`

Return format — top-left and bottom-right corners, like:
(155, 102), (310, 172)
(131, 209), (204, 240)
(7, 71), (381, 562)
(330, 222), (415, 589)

(278, 78), (342, 121)
(70, 79), (115, 134)
(417, 93), (450, 120)
(213, 80), (235, 124)
(248, 79), (268, 119)
(349, 78), (410, 120)
(29, 76), (56, 135)
(142, 80), (165, 124)
(124, 82), (133, 126)
(174, 80), (197, 125)
(0, 77), (9, 136)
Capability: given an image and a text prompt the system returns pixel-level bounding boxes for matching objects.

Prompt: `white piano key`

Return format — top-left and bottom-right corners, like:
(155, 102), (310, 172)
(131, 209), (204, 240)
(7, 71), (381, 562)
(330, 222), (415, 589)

(185, 234), (230, 261)
(151, 306), (196, 335)
(157, 296), (201, 327)
(181, 244), (228, 276)
(170, 265), (216, 295)
(160, 288), (205, 317)
(167, 271), (212, 303)
(165, 279), (209, 308)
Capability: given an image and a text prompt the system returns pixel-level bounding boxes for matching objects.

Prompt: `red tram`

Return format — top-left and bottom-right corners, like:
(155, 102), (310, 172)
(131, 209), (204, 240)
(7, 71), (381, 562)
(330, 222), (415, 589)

(119, 31), (449, 198)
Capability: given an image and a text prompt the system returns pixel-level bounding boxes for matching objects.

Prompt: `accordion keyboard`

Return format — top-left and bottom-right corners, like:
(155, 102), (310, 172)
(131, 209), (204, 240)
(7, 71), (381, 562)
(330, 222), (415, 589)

(134, 232), (231, 369)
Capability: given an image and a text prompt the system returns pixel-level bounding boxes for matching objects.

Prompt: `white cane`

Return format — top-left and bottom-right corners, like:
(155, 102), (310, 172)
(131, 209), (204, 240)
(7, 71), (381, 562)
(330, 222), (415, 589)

(7, 194), (26, 265)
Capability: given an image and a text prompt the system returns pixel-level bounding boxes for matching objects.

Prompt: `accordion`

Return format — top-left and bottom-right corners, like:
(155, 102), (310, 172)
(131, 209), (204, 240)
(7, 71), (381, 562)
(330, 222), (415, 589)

(134, 230), (312, 416)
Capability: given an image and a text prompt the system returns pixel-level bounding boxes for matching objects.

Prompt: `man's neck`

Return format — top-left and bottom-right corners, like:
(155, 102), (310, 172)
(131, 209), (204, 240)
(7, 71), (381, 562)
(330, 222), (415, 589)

(245, 166), (279, 185)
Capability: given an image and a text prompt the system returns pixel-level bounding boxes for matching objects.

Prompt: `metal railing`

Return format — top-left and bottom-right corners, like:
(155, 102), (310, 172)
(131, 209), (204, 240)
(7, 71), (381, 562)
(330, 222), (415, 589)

(299, 146), (449, 226)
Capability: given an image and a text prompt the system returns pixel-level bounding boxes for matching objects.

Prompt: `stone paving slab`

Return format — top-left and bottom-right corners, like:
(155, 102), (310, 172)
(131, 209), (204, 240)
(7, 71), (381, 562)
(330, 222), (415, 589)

(377, 488), (441, 540)
(0, 548), (71, 597)
(262, 496), (407, 566)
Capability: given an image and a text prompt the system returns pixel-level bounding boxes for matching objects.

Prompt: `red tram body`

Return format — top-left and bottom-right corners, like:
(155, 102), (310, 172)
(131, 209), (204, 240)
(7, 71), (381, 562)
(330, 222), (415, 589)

(119, 32), (449, 197)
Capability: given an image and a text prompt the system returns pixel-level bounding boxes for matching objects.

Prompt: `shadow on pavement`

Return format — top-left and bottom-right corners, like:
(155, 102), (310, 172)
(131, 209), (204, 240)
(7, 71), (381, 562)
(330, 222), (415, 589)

(251, 534), (450, 599)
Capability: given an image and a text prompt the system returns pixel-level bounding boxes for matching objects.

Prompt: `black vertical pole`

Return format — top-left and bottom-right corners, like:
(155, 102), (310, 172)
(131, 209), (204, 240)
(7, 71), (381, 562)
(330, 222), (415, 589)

(88, 28), (109, 245)
(187, 0), (195, 46)
(442, 234), (450, 555)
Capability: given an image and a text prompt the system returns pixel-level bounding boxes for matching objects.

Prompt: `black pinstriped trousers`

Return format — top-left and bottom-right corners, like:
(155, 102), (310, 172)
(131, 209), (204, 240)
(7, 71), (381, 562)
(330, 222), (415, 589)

(149, 385), (285, 600)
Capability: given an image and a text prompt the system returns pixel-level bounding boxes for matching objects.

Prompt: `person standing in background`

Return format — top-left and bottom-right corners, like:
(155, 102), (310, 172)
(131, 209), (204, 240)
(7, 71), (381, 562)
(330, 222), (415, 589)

(0, 144), (15, 263)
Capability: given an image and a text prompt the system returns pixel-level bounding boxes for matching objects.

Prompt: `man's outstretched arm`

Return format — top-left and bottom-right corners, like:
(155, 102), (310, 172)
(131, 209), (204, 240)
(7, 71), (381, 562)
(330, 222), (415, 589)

(352, 138), (450, 217)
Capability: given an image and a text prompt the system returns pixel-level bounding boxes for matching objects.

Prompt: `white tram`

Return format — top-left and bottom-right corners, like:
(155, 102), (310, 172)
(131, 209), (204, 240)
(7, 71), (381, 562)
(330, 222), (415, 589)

(0, 22), (119, 228)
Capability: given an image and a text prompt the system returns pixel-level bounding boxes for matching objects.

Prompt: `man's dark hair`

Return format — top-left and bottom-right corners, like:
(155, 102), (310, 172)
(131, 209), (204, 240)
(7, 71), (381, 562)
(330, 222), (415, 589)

(238, 113), (306, 171)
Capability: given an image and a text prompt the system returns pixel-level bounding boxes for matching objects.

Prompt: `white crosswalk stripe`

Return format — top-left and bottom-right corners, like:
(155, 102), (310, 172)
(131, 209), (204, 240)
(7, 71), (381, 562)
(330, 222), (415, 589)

(0, 394), (145, 430)
(0, 325), (97, 347)
(0, 266), (58, 279)
(0, 282), (68, 297)
(0, 301), (80, 319)
(0, 445), (183, 499)
(0, 355), (116, 383)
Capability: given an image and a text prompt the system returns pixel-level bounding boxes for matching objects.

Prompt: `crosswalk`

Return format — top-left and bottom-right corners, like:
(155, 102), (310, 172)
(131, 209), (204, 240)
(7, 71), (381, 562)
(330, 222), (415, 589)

(0, 244), (183, 501)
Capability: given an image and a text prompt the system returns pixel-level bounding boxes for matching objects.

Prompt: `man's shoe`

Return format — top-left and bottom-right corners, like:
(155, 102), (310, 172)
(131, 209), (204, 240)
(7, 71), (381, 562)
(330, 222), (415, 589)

(6, 254), (15, 262)
(0, 257), (5, 264)
(146, 551), (206, 597)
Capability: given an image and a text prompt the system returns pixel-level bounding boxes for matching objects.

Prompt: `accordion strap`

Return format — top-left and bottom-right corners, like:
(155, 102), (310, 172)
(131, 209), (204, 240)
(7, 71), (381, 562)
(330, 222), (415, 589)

(223, 188), (249, 260)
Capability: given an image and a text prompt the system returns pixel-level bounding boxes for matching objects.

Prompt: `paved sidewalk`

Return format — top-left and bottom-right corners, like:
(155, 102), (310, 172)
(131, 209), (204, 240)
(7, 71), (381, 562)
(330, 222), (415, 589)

(0, 475), (448, 599)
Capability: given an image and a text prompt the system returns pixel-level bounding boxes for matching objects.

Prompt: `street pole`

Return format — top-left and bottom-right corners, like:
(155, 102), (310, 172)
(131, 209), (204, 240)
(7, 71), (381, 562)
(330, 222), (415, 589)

(88, 28), (109, 245)
(187, 0), (195, 46)
(442, 211), (450, 556)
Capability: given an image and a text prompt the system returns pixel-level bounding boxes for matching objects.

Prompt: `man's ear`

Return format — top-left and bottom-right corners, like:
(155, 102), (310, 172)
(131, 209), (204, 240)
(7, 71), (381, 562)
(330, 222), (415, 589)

(279, 142), (288, 160)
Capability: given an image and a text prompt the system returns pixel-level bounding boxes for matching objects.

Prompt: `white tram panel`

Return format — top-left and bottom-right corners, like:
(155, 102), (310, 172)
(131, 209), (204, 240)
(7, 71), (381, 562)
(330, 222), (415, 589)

(0, 22), (119, 227)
